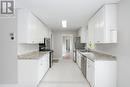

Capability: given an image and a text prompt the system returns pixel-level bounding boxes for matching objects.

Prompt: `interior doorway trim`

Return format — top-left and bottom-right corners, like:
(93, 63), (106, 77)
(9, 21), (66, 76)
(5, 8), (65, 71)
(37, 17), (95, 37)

(61, 34), (73, 58)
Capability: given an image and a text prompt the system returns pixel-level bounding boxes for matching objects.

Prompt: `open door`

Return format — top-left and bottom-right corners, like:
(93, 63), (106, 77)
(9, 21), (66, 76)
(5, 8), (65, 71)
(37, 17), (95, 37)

(62, 34), (73, 59)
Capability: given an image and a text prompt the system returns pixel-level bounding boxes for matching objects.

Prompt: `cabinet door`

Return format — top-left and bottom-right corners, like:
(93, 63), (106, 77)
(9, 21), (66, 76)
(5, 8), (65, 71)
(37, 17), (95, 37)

(87, 59), (95, 87)
(88, 4), (117, 44)
(44, 53), (50, 70)
(105, 4), (117, 43)
(94, 7), (105, 43)
(28, 12), (45, 43)
(38, 59), (44, 82)
(18, 60), (39, 86)
(38, 54), (49, 82)
(17, 9), (51, 44)
(95, 61), (117, 87)
(88, 17), (95, 44)
(80, 28), (88, 43)
(42, 57), (48, 76)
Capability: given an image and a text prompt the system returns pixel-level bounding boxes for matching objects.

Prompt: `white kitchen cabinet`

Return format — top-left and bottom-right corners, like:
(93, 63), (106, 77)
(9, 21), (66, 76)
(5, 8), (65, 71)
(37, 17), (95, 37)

(38, 53), (49, 82)
(78, 27), (88, 43)
(88, 16), (96, 44)
(27, 12), (45, 43)
(87, 58), (95, 87)
(18, 53), (50, 87)
(94, 8), (105, 43)
(94, 60), (117, 87)
(17, 9), (51, 43)
(86, 56), (117, 87)
(88, 4), (117, 44)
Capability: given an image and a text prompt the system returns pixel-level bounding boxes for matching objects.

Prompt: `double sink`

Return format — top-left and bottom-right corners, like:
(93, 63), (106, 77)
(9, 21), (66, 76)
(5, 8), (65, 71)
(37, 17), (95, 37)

(80, 51), (95, 61)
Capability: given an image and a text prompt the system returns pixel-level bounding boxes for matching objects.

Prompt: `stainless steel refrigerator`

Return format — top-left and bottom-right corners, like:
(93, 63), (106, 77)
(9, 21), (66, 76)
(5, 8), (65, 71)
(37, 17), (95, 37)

(73, 37), (81, 62)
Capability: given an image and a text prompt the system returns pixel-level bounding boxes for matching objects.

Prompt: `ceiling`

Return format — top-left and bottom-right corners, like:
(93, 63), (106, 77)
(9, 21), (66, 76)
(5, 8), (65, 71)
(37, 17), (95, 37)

(16, 0), (120, 30)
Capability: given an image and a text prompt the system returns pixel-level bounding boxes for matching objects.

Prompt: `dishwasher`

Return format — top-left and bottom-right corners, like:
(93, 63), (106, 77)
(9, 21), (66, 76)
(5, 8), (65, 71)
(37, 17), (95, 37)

(81, 55), (87, 78)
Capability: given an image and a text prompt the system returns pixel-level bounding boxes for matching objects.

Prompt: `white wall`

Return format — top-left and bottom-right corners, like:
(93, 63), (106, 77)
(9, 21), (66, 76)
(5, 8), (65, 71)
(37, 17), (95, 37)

(17, 44), (39, 55)
(52, 30), (77, 59)
(96, 0), (130, 87)
(0, 17), (17, 84)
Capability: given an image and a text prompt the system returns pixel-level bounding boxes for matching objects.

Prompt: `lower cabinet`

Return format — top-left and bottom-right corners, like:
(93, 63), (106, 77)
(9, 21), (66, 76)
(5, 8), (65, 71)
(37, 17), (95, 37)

(86, 58), (95, 87)
(75, 51), (117, 87)
(38, 53), (49, 83)
(94, 61), (117, 87)
(86, 58), (117, 87)
(18, 53), (49, 87)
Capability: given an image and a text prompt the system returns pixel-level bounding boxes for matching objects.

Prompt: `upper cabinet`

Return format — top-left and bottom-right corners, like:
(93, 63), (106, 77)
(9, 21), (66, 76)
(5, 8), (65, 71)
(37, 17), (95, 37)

(78, 27), (88, 43)
(88, 4), (117, 44)
(17, 9), (51, 43)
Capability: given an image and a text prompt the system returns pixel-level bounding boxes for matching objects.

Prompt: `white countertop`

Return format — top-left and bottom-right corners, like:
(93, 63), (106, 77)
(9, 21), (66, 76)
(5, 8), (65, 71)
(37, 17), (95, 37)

(79, 50), (116, 61)
(17, 51), (50, 60)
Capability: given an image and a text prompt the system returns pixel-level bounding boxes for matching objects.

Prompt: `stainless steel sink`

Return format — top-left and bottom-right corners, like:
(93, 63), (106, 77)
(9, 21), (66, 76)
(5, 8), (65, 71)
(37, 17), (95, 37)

(80, 52), (95, 61)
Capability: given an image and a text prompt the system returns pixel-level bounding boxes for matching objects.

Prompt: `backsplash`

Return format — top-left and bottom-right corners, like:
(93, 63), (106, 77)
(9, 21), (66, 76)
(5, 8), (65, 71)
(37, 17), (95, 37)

(17, 44), (39, 55)
(95, 44), (118, 56)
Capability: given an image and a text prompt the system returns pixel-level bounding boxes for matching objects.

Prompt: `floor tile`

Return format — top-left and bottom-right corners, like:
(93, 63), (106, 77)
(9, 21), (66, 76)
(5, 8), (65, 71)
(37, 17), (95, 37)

(38, 57), (90, 87)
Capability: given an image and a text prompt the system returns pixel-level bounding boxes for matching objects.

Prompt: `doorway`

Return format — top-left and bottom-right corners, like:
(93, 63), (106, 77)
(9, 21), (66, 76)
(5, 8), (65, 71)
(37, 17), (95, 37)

(62, 34), (73, 59)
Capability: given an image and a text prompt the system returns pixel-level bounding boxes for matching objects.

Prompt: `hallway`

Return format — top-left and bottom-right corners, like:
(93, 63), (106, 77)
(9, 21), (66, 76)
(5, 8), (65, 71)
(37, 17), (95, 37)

(38, 58), (90, 87)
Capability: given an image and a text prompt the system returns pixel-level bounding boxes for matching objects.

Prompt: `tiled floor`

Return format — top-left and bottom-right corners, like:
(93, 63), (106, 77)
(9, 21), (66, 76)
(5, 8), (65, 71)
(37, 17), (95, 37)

(38, 57), (90, 87)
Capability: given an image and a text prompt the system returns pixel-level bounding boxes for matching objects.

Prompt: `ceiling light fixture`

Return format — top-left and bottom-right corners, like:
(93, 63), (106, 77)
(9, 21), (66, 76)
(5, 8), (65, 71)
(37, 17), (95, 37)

(62, 20), (67, 28)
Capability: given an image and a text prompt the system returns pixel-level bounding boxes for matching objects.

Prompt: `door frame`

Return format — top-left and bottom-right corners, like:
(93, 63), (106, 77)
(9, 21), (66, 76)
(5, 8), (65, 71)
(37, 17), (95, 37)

(61, 34), (73, 58)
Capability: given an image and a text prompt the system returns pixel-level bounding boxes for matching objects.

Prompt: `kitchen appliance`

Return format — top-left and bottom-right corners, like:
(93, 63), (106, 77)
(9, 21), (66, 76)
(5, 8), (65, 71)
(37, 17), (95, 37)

(73, 37), (80, 49)
(39, 38), (53, 68)
(73, 37), (80, 62)
(81, 55), (87, 77)
(80, 43), (86, 50)
(39, 38), (50, 51)
(73, 37), (87, 62)
(49, 50), (53, 68)
(73, 37), (86, 50)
